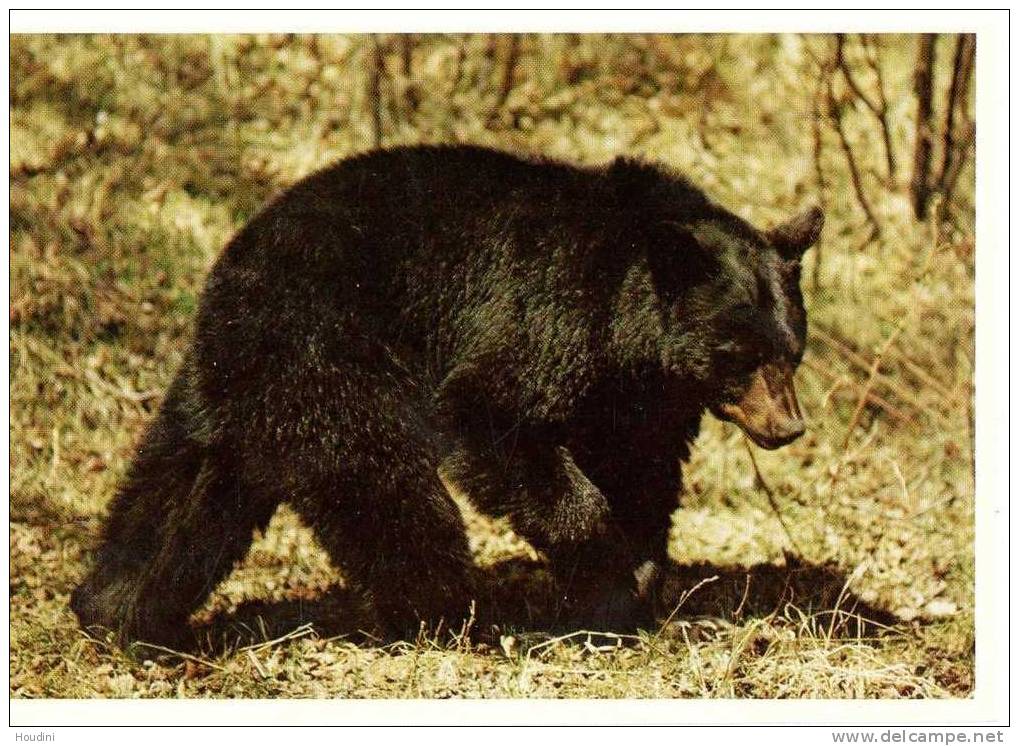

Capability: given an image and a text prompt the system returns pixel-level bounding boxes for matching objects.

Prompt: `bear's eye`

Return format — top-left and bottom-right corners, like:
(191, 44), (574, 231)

(722, 350), (761, 377)
(715, 337), (762, 376)
(728, 302), (759, 328)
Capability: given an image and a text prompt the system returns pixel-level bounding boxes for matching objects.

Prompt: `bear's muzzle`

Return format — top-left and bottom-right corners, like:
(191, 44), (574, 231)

(714, 362), (805, 450)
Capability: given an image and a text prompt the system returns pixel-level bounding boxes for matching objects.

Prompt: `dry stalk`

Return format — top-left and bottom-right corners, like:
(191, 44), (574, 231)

(657, 574), (720, 635)
(744, 439), (805, 556)
(128, 641), (228, 672)
(801, 356), (913, 427)
(825, 562), (868, 643)
(238, 621), (315, 653)
(841, 321), (906, 451)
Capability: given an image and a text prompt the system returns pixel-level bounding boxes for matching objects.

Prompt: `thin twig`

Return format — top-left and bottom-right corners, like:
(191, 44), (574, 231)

(860, 34), (898, 183)
(656, 574), (720, 635)
(801, 356), (913, 427)
(128, 641), (228, 672)
(811, 323), (956, 411)
(841, 321), (906, 451)
(733, 573), (752, 620)
(237, 622), (315, 653)
(744, 439), (805, 556)
(246, 648), (270, 679)
(525, 630), (642, 661)
(836, 35), (895, 184)
(84, 369), (161, 404)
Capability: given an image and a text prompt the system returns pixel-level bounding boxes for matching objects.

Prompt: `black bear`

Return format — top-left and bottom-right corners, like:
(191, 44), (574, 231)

(71, 145), (822, 646)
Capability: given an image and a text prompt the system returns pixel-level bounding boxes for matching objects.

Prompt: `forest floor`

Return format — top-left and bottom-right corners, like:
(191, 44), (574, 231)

(10, 35), (975, 699)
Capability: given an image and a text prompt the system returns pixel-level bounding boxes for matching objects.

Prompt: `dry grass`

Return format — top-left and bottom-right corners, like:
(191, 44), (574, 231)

(9, 33), (974, 699)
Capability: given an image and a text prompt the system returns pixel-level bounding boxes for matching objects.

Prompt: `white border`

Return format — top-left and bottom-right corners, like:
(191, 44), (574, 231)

(5, 6), (1011, 730)
(6, 8), (997, 34)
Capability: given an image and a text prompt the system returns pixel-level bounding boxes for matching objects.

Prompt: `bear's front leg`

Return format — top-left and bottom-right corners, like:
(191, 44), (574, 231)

(444, 439), (611, 547)
(550, 445), (683, 631)
(444, 437), (653, 630)
(543, 468), (679, 632)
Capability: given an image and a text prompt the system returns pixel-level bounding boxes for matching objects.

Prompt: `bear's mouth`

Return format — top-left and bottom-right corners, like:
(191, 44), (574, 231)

(711, 362), (805, 450)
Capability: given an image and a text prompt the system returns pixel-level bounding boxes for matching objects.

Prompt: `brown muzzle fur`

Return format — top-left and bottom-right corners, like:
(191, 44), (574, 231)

(715, 362), (805, 449)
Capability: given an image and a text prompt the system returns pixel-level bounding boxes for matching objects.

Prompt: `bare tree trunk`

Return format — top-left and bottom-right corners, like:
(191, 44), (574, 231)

(938, 34), (976, 206)
(486, 34), (522, 127)
(400, 34), (413, 77)
(910, 34), (937, 219)
(400, 34), (419, 112)
(368, 35), (385, 149)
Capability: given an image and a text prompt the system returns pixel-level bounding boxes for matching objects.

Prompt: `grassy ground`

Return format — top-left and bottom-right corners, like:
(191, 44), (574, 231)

(9, 34), (975, 698)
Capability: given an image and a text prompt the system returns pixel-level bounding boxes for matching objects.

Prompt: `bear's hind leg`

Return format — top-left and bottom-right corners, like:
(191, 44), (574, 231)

(303, 469), (475, 640)
(72, 374), (279, 647)
(283, 368), (476, 640)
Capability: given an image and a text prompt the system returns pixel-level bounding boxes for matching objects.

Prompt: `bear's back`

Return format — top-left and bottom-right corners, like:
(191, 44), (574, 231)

(190, 147), (623, 396)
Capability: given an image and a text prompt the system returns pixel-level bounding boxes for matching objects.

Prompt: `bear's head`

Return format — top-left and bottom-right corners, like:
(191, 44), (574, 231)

(643, 203), (823, 450)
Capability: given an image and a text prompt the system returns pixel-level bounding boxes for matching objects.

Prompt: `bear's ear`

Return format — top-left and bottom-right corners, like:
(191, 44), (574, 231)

(767, 206), (824, 260)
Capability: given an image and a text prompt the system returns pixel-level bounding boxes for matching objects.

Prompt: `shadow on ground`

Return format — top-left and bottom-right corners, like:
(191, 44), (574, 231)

(14, 493), (901, 659)
(185, 555), (901, 656)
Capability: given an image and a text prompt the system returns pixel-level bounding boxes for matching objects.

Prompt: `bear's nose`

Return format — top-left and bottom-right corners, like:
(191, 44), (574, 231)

(767, 416), (805, 448)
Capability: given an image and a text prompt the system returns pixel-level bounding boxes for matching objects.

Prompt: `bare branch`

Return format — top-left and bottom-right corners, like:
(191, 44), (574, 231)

(942, 122), (976, 208)
(835, 34), (880, 114)
(826, 73), (881, 241)
(841, 322), (905, 451)
(801, 358), (916, 429)
(956, 33), (976, 124)
(859, 34), (898, 184)
(836, 35), (896, 185)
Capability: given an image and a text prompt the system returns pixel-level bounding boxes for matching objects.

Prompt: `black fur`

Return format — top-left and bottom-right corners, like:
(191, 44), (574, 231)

(71, 145), (820, 645)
